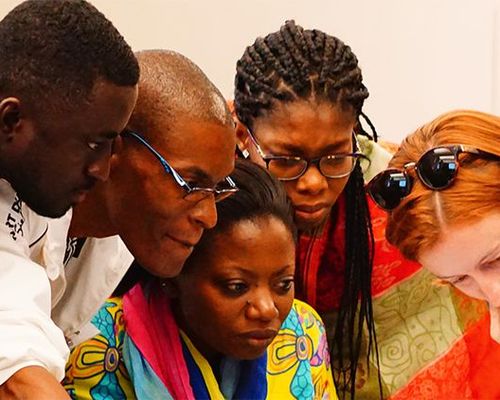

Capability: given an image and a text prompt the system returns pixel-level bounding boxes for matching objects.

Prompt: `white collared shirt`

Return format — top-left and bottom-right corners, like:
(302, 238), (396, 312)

(0, 179), (70, 384)
(0, 179), (132, 384)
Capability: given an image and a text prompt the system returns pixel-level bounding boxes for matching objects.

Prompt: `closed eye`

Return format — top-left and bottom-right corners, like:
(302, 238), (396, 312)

(448, 275), (469, 285)
(87, 141), (103, 150)
(87, 138), (114, 152)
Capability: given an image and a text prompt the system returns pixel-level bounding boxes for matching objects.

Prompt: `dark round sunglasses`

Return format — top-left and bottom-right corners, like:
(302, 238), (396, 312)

(367, 145), (499, 210)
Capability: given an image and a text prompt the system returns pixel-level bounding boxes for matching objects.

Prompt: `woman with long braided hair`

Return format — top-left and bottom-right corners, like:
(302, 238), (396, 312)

(233, 20), (495, 399)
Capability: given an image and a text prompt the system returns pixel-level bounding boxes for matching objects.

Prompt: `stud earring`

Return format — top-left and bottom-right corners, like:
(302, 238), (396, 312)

(241, 148), (250, 159)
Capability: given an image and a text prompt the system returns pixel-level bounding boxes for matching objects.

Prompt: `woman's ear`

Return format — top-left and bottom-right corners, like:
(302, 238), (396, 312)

(235, 122), (251, 159)
(227, 99), (251, 158)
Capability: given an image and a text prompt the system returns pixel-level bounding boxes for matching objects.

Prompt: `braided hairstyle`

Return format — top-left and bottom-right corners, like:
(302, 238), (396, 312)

(234, 20), (380, 399)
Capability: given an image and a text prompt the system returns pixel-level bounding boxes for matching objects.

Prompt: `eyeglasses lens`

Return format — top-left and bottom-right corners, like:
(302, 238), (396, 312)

(417, 148), (458, 189)
(183, 186), (238, 204)
(320, 155), (356, 178)
(370, 170), (410, 210)
(268, 158), (307, 180)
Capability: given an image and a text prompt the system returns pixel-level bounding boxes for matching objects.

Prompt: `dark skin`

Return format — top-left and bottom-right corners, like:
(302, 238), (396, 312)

(0, 81), (138, 218)
(70, 114), (236, 278)
(236, 100), (355, 232)
(0, 82), (137, 398)
(172, 216), (295, 364)
(0, 367), (69, 400)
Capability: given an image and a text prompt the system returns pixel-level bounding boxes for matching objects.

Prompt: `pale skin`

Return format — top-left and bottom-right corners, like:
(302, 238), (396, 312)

(419, 212), (500, 341)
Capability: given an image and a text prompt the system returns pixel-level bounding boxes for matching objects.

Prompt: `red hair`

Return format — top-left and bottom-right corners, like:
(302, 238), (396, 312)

(386, 110), (500, 261)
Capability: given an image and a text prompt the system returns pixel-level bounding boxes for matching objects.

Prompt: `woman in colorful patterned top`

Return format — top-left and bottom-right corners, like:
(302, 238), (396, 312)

(233, 20), (500, 399)
(64, 160), (337, 399)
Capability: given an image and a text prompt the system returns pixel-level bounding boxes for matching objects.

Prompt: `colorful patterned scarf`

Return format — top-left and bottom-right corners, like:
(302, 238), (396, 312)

(122, 283), (194, 399)
(297, 193), (500, 399)
(122, 283), (268, 399)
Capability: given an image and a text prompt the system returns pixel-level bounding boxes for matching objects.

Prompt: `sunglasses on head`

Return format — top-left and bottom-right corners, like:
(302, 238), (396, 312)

(367, 144), (499, 211)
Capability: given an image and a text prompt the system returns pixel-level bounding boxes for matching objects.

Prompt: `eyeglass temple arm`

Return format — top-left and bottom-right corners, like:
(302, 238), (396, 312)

(124, 131), (192, 191)
(245, 128), (268, 159)
(225, 176), (237, 189)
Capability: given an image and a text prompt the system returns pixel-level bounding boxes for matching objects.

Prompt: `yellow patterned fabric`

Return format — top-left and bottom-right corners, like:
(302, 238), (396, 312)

(65, 298), (337, 399)
(64, 298), (135, 400)
(267, 300), (337, 399)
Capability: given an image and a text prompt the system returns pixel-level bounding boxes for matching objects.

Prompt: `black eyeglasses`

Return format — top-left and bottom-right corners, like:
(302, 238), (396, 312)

(367, 145), (499, 210)
(247, 129), (367, 181)
(123, 131), (238, 203)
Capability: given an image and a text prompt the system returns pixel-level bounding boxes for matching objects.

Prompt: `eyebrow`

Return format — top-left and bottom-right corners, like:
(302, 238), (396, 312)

(270, 265), (295, 277)
(270, 140), (352, 157)
(229, 265), (294, 278)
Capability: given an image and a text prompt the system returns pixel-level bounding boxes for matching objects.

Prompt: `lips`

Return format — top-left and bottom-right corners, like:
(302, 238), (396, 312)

(72, 180), (97, 201)
(72, 188), (90, 204)
(164, 232), (200, 248)
(77, 178), (98, 193)
(294, 203), (329, 213)
(240, 328), (278, 341)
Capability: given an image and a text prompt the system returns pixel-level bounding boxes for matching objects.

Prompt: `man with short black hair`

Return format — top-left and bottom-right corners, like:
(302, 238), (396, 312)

(0, 1), (139, 398)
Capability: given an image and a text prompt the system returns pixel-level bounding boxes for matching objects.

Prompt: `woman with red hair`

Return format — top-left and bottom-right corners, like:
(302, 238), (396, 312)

(369, 109), (500, 398)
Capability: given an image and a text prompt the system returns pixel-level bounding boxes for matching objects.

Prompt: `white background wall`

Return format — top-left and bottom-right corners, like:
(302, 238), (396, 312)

(1, 0), (498, 144)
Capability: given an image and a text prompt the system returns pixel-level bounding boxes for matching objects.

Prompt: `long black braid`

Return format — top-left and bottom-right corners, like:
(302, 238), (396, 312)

(234, 20), (381, 399)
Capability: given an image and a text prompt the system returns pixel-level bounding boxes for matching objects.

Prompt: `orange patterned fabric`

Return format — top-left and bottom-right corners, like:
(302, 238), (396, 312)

(297, 194), (500, 398)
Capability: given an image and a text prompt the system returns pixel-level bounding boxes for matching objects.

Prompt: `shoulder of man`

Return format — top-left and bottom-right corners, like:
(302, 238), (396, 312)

(0, 179), (71, 265)
(53, 235), (132, 347)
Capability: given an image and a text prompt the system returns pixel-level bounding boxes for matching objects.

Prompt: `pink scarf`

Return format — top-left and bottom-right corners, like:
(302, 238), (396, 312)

(123, 282), (195, 399)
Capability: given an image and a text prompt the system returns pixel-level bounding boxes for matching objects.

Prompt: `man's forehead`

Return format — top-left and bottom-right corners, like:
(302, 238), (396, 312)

(151, 133), (234, 183)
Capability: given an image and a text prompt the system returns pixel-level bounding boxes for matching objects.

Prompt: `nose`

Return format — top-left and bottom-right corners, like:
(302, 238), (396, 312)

(489, 305), (500, 343)
(190, 194), (217, 229)
(295, 164), (328, 195)
(477, 277), (500, 308)
(86, 151), (112, 182)
(245, 289), (279, 322)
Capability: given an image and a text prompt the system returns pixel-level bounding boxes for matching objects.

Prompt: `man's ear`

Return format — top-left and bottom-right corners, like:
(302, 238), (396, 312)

(110, 134), (124, 171)
(0, 97), (22, 145)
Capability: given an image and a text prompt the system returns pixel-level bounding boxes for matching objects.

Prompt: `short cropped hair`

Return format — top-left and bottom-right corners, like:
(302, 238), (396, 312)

(0, 0), (139, 112)
(131, 49), (233, 137)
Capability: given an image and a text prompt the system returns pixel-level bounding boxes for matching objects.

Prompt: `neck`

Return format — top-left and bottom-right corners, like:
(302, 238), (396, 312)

(171, 300), (219, 364)
(69, 183), (117, 238)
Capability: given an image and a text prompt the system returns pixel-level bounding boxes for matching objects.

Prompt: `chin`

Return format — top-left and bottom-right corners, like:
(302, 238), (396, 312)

(231, 348), (267, 360)
(295, 214), (329, 233)
(142, 258), (186, 278)
(30, 201), (71, 219)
